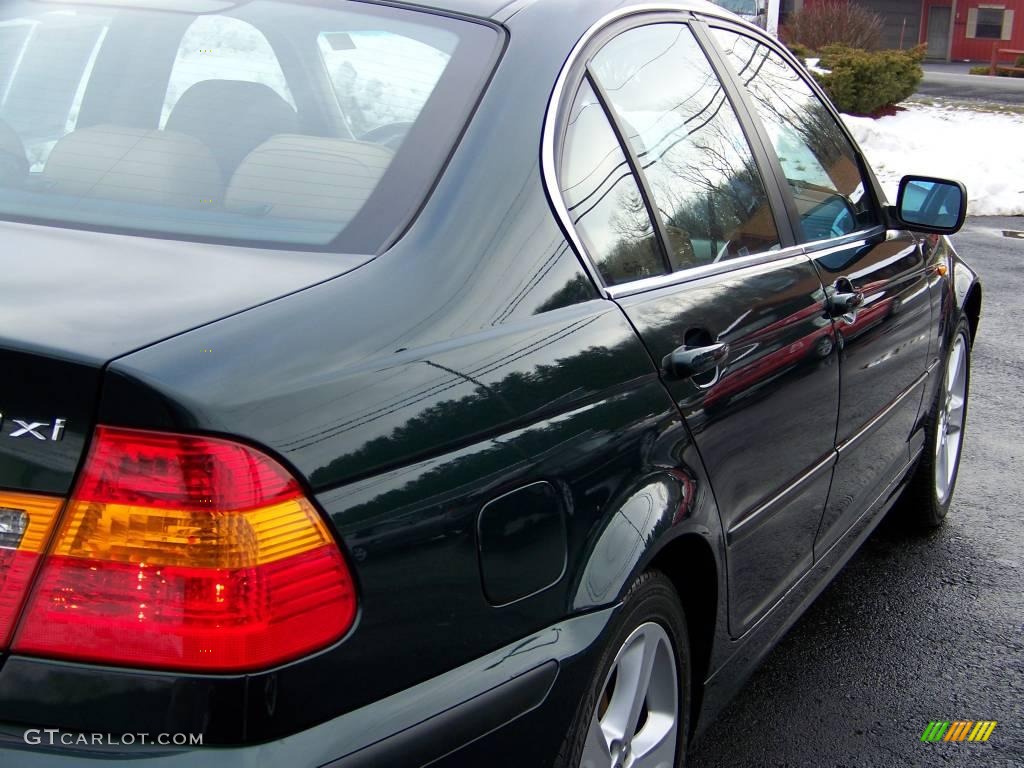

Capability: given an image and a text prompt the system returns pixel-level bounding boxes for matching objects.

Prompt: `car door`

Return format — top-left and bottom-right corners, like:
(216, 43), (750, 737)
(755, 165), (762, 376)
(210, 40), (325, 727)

(711, 26), (933, 556)
(556, 17), (840, 637)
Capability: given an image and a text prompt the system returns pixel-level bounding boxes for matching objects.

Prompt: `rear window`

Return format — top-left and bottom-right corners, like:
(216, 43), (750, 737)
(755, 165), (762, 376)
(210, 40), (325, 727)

(0, 1), (498, 252)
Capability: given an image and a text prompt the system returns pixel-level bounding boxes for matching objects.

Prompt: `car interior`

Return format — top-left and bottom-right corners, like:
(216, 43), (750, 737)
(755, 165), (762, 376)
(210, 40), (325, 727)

(0, 1), (459, 246)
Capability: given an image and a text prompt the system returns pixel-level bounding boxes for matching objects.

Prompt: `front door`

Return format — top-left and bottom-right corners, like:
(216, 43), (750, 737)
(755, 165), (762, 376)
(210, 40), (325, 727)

(926, 7), (952, 59)
(557, 19), (840, 638)
(711, 27), (934, 557)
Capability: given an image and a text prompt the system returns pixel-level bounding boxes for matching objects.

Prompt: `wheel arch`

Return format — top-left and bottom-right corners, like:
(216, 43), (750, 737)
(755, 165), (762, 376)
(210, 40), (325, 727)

(963, 282), (982, 345)
(648, 532), (719, 736)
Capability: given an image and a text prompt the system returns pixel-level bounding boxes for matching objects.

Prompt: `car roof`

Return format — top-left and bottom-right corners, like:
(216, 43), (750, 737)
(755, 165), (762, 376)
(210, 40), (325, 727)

(395, 0), (517, 19)
(398, 0), (740, 22)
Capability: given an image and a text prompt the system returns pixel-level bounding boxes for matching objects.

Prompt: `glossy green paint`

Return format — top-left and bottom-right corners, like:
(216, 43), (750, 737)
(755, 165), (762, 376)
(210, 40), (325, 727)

(0, 0), (981, 763)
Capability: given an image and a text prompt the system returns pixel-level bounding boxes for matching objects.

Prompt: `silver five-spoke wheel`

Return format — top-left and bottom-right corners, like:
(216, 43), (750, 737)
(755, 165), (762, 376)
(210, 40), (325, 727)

(935, 333), (967, 504)
(581, 622), (678, 768)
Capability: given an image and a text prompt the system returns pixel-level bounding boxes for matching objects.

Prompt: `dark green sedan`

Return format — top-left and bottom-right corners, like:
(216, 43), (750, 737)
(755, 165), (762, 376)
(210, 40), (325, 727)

(0, 0), (979, 766)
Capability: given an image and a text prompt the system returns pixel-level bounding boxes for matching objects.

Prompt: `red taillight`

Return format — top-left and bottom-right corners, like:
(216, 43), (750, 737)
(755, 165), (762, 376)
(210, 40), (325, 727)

(13, 427), (356, 672)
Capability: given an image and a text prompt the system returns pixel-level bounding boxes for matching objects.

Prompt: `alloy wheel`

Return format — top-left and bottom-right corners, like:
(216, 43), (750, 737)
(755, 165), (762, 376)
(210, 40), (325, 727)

(935, 334), (968, 504)
(581, 621), (678, 768)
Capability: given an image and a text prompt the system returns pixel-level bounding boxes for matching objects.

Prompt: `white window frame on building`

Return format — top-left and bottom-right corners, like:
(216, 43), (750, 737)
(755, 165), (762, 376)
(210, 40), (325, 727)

(966, 5), (1016, 40)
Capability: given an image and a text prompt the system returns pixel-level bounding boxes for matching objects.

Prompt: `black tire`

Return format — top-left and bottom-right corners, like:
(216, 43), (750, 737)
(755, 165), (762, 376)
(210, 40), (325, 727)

(556, 571), (691, 768)
(901, 316), (972, 528)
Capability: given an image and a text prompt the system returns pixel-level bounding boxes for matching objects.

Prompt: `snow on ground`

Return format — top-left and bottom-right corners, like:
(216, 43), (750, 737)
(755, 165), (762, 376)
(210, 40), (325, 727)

(843, 102), (1024, 217)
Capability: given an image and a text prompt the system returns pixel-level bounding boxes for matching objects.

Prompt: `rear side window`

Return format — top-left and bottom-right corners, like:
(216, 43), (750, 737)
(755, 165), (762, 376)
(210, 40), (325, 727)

(713, 29), (879, 243)
(0, 1), (498, 252)
(559, 79), (665, 286)
(589, 24), (781, 270)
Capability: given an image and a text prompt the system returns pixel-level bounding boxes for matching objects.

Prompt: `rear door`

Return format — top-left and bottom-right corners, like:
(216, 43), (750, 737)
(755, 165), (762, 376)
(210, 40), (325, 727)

(556, 16), (840, 637)
(711, 26), (933, 556)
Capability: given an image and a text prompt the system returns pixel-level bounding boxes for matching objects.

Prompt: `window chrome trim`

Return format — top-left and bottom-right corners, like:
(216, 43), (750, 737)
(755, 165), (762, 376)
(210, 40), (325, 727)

(607, 246), (807, 299)
(542, 3), (757, 296)
(799, 225), (887, 256)
(541, 3), (886, 299)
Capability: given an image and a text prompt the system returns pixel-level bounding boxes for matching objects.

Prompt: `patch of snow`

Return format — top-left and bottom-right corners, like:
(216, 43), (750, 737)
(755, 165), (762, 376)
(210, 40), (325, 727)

(804, 58), (831, 76)
(843, 103), (1024, 216)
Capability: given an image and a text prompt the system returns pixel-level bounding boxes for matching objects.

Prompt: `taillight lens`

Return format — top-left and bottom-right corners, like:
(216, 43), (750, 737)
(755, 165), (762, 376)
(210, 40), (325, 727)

(13, 427), (356, 672)
(0, 492), (63, 647)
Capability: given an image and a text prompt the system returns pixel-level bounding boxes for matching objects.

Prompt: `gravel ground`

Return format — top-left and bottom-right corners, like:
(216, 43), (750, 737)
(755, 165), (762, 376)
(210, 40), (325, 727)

(689, 217), (1024, 768)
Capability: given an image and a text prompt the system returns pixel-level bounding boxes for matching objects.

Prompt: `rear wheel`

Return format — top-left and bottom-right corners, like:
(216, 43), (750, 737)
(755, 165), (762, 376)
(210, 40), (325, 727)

(903, 317), (972, 528)
(558, 571), (690, 768)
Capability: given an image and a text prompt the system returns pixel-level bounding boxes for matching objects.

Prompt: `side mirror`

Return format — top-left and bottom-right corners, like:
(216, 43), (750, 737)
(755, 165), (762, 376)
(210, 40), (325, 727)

(893, 175), (967, 235)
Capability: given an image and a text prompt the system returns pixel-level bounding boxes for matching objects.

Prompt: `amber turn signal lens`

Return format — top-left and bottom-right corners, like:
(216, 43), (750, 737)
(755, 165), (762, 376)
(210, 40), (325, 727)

(0, 492), (63, 648)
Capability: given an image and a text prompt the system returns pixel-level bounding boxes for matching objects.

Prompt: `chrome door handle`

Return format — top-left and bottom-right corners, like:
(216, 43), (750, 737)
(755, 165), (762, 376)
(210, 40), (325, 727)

(828, 291), (864, 315)
(827, 278), (864, 316)
(662, 342), (729, 381)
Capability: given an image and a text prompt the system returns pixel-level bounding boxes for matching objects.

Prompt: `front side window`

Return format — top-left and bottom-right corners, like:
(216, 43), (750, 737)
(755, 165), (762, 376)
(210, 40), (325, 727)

(589, 24), (781, 270)
(0, 1), (498, 251)
(560, 79), (665, 286)
(714, 28), (879, 243)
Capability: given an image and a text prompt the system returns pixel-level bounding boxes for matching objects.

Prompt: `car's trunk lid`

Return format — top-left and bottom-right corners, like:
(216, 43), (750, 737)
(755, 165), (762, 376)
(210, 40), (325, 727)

(0, 220), (367, 494)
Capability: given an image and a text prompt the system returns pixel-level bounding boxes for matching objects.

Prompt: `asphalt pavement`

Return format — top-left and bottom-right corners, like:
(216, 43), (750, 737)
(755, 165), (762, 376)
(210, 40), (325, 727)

(689, 216), (1024, 768)
(918, 63), (1024, 104)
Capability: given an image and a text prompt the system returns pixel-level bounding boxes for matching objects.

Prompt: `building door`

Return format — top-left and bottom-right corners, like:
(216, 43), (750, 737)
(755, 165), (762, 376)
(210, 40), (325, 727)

(926, 6), (952, 59)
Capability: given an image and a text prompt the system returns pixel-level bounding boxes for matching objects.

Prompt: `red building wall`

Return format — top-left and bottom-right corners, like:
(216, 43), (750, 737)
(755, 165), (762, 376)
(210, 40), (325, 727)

(941, 0), (1024, 61)
(797, 0), (1024, 61)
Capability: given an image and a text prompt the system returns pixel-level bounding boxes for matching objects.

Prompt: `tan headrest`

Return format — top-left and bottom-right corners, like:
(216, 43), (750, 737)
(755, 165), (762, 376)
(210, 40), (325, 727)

(165, 80), (299, 179)
(43, 125), (224, 208)
(226, 135), (393, 223)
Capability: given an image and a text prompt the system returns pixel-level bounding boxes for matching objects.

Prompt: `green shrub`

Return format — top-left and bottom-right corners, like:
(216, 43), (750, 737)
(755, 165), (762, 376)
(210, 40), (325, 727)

(969, 65), (991, 75)
(813, 44), (925, 115)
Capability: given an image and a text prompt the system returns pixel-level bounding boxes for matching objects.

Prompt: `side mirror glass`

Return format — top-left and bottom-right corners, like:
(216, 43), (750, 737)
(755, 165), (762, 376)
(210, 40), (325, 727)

(895, 176), (967, 235)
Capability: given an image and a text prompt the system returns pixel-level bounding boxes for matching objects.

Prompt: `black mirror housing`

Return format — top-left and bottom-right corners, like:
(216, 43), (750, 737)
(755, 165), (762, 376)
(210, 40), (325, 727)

(891, 175), (968, 235)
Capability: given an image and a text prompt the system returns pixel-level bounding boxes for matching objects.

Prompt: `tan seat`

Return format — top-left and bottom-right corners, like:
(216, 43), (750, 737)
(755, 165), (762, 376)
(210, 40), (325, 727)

(226, 135), (393, 223)
(42, 125), (224, 208)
